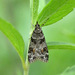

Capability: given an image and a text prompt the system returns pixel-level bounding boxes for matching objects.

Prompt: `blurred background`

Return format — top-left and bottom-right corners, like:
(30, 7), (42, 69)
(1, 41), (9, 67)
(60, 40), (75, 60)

(0, 0), (75, 75)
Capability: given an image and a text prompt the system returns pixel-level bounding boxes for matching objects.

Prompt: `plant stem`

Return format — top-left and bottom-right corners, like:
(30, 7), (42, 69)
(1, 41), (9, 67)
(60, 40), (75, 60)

(24, 67), (29, 75)
(22, 59), (29, 75)
(20, 56), (28, 75)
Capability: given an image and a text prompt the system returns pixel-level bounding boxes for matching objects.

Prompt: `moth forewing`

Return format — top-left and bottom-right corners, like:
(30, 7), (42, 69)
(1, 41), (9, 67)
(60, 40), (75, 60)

(28, 22), (49, 63)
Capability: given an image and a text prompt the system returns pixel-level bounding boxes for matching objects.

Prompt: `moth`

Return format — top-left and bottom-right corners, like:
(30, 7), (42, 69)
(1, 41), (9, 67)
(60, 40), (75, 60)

(28, 22), (49, 63)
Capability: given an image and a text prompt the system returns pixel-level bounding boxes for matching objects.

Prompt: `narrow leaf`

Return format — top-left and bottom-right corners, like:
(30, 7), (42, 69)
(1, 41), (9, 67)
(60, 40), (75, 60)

(47, 42), (75, 50)
(0, 18), (25, 63)
(38, 0), (46, 14)
(60, 65), (75, 75)
(37, 0), (75, 26)
(31, 0), (39, 25)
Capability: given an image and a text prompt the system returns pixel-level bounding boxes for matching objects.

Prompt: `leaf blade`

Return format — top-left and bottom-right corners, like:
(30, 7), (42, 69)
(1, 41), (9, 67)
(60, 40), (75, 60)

(32, 0), (39, 25)
(37, 0), (75, 26)
(38, 0), (46, 14)
(0, 18), (25, 61)
(60, 65), (75, 75)
(47, 42), (75, 50)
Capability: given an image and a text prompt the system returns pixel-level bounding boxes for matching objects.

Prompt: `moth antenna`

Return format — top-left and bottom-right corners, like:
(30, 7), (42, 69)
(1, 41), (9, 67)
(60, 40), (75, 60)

(31, 21), (35, 27)
(41, 18), (49, 27)
(31, 21), (33, 27)
(32, 21), (39, 27)
(32, 24), (35, 27)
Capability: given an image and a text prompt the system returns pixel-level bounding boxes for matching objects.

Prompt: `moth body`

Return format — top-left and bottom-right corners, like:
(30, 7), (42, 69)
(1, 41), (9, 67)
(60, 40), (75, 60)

(28, 22), (49, 63)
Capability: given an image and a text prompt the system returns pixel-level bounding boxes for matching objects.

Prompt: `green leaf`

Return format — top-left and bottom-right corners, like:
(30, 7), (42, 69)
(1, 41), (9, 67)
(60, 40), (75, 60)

(37, 0), (75, 26)
(31, 0), (39, 25)
(60, 65), (75, 75)
(0, 18), (26, 69)
(38, 0), (46, 14)
(47, 42), (75, 50)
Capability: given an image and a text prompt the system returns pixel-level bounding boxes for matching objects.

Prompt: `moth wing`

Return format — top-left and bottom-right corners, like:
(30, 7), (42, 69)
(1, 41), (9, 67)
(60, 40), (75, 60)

(39, 41), (49, 62)
(28, 41), (37, 63)
(28, 23), (49, 63)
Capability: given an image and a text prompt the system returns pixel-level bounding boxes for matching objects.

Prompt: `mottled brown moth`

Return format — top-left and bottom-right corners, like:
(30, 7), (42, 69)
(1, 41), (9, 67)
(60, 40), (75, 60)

(28, 22), (49, 63)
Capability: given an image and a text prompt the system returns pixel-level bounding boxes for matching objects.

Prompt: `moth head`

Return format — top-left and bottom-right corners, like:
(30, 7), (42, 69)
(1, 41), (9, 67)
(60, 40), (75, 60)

(35, 23), (40, 28)
(34, 22), (41, 33)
